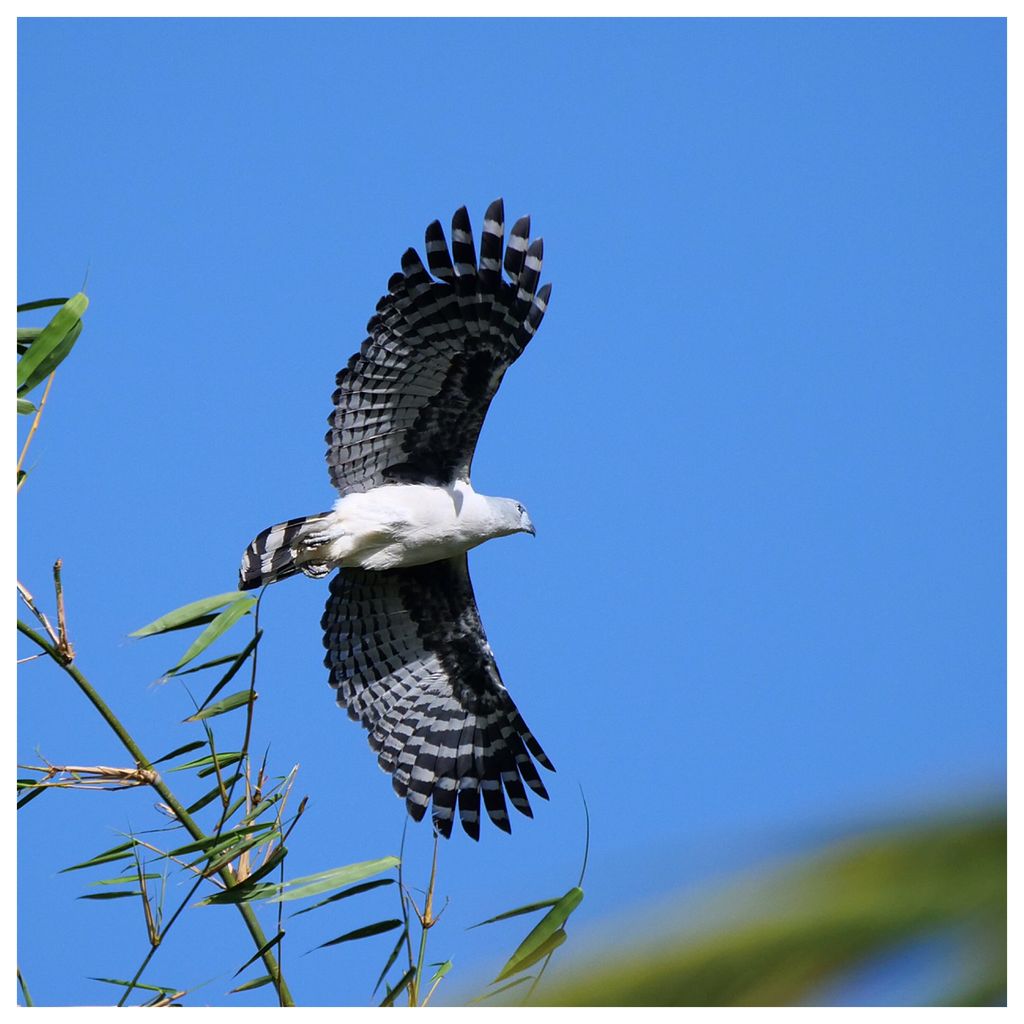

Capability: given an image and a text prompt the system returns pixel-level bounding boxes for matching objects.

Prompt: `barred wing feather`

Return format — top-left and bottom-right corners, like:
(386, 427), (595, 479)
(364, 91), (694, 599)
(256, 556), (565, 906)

(325, 199), (551, 494)
(321, 556), (554, 839)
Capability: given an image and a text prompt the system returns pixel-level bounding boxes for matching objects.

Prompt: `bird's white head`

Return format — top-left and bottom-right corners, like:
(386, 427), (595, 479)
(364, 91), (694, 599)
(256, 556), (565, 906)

(489, 497), (536, 538)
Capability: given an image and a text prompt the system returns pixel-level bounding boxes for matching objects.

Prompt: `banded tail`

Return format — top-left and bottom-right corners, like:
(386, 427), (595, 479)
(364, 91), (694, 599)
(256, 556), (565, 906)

(239, 512), (333, 590)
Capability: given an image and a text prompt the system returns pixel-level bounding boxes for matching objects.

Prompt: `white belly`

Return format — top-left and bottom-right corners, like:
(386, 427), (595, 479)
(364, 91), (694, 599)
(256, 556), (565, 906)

(299, 481), (492, 571)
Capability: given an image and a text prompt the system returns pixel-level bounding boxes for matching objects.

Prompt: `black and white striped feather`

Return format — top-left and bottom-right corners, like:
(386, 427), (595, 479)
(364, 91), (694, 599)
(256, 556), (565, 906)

(325, 199), (552, 494)
(321, 556), (553, 839)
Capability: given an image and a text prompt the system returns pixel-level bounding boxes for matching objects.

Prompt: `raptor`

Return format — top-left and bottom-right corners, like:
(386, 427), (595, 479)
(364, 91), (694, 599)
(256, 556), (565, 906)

(239, 200), (554, 839)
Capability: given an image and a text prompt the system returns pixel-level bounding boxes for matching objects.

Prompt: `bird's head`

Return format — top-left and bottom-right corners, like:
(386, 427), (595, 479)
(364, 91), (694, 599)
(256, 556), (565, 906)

(492, 497), (536, 538)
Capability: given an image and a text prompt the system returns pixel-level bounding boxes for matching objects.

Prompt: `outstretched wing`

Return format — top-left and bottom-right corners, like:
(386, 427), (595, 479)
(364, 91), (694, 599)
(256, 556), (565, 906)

(321, 555), (554, 839)
(325, 199), (552, 494)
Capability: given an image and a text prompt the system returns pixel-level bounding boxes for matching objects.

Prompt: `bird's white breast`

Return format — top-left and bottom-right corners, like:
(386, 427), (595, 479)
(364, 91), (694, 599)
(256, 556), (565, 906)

(304, 480), (497, 571)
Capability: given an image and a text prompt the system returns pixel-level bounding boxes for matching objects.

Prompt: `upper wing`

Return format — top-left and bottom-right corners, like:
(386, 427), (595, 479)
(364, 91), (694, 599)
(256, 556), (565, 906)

(325, 199), (551, 494)
(321, 555), (554, 839)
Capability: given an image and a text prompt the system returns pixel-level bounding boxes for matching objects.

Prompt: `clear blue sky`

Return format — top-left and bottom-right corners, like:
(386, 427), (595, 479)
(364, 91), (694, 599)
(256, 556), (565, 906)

(18, 17), (1005, 1007)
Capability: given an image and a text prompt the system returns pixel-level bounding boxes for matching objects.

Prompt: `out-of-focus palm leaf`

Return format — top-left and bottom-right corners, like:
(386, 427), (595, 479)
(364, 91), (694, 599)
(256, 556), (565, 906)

(539, 811), (1005, 1007)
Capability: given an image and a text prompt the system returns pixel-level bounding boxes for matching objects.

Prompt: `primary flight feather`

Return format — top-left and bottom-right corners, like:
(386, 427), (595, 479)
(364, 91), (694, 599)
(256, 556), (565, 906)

(239, 199), (554, 839)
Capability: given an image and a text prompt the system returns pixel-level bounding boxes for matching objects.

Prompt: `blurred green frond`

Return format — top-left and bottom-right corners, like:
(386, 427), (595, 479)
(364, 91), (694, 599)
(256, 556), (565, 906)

(539, 811), (1005, 1007)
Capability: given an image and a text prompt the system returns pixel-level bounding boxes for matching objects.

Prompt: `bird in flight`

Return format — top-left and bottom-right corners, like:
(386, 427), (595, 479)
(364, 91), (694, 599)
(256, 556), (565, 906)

(239, 200), (554, 839)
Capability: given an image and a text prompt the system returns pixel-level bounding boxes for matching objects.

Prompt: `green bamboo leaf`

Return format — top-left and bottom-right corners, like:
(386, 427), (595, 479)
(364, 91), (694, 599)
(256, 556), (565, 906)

(152, 739), (207, 765)
(79, 890), (143, 900)
(290, 877), (394, 918)
(469, 897), (561, 929)
(204, 882), (280, 906)
(184, 689), (254, 722)
(266, 856), (399, 903)
(232, 930), (285, 977)
(494, 887), (582, 983)
(230, 974), (274, 994)
(192, 632), (262, 711)
(469, 976), (535, 1003)
(90, 874), (161, 886)
(201, 847), (289, 905)
(380, 967), (416, 1007)
(429, 959), (453, 984)
(204, 830), (280, 875)
(166, 597), (256, 674)
(18, 399), (35, 415)
(167, 821), (274, 857)
(17, 786), (47, 809)
(495, 928), (567, 983)
(169, 750), (242, 774)
(62, 840), (137, 873)
(17, 293), (87, 394)
(240, 793), (282, 824)
(19, 320), (82, 397)
(90, 977), (178, 995)
(373, 924), (409, 996)
(185, 772), (242, 814)
(17, 329), (41, 356)
(130, 591), (243, 638)
(18, 297), (70, 313)
(314, 919), (402, 951)
(172, 651), (245, 676)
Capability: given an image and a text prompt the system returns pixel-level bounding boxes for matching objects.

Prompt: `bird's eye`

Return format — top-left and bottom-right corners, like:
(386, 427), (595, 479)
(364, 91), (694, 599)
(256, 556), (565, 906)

(516, 504), (524, 514)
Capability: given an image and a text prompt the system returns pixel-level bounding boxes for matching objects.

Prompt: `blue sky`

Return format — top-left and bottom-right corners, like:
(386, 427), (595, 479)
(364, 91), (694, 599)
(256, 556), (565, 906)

(18, 17), (1005, 1007)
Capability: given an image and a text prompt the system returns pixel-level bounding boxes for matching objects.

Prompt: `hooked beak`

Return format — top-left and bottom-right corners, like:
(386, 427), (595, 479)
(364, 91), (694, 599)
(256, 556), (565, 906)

(524, 518), (536, 537)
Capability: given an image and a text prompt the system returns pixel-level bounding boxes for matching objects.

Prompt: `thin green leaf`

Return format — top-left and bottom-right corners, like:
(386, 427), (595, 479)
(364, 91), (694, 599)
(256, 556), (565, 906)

(79, 890), (143, 900)
(469, 898), (561, 929)
(379, 967), (416, 1006)
(195, 753), (244, 779)
(230, 974), (274, 994)
(90, 977), (177, 995)
(62, 840), (137, 873)
(17, 293), (87, 393)
(193, 630), (262, 711)
(18, 297), (70, 313)
(201, 847), (289, 905)
(314, 919), (402, 951)
(166, 597), (256, 674)
(90, 874), (160, 886)
(184, 689), (254, 722)
(167, 821), (273, 857)
(17, 399), (35, 415)
(470, 976), (535, 1003)
(172, 650), (245, 676)
(205, 830), (281, 875)
(169, 750), (242, 774)
(130, 591), (243, 639)
(152, 739), (207, 766)
(267, 856), (400, 903)
(203, 882), (279, 906)
(186, 772), (242, 814)
(373, 924), (408, 996)
(494, 887), (583, 983)
(17, 786), (47, 809)
(290, 877), (394, 918)
(495, 928), (567, 983)
(17, 327), (43, 355)
(232, 930), (285, 977)
(429, 960), (453, 984)
(18, 319), (82, 396)
(240, 793), (282, 824)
